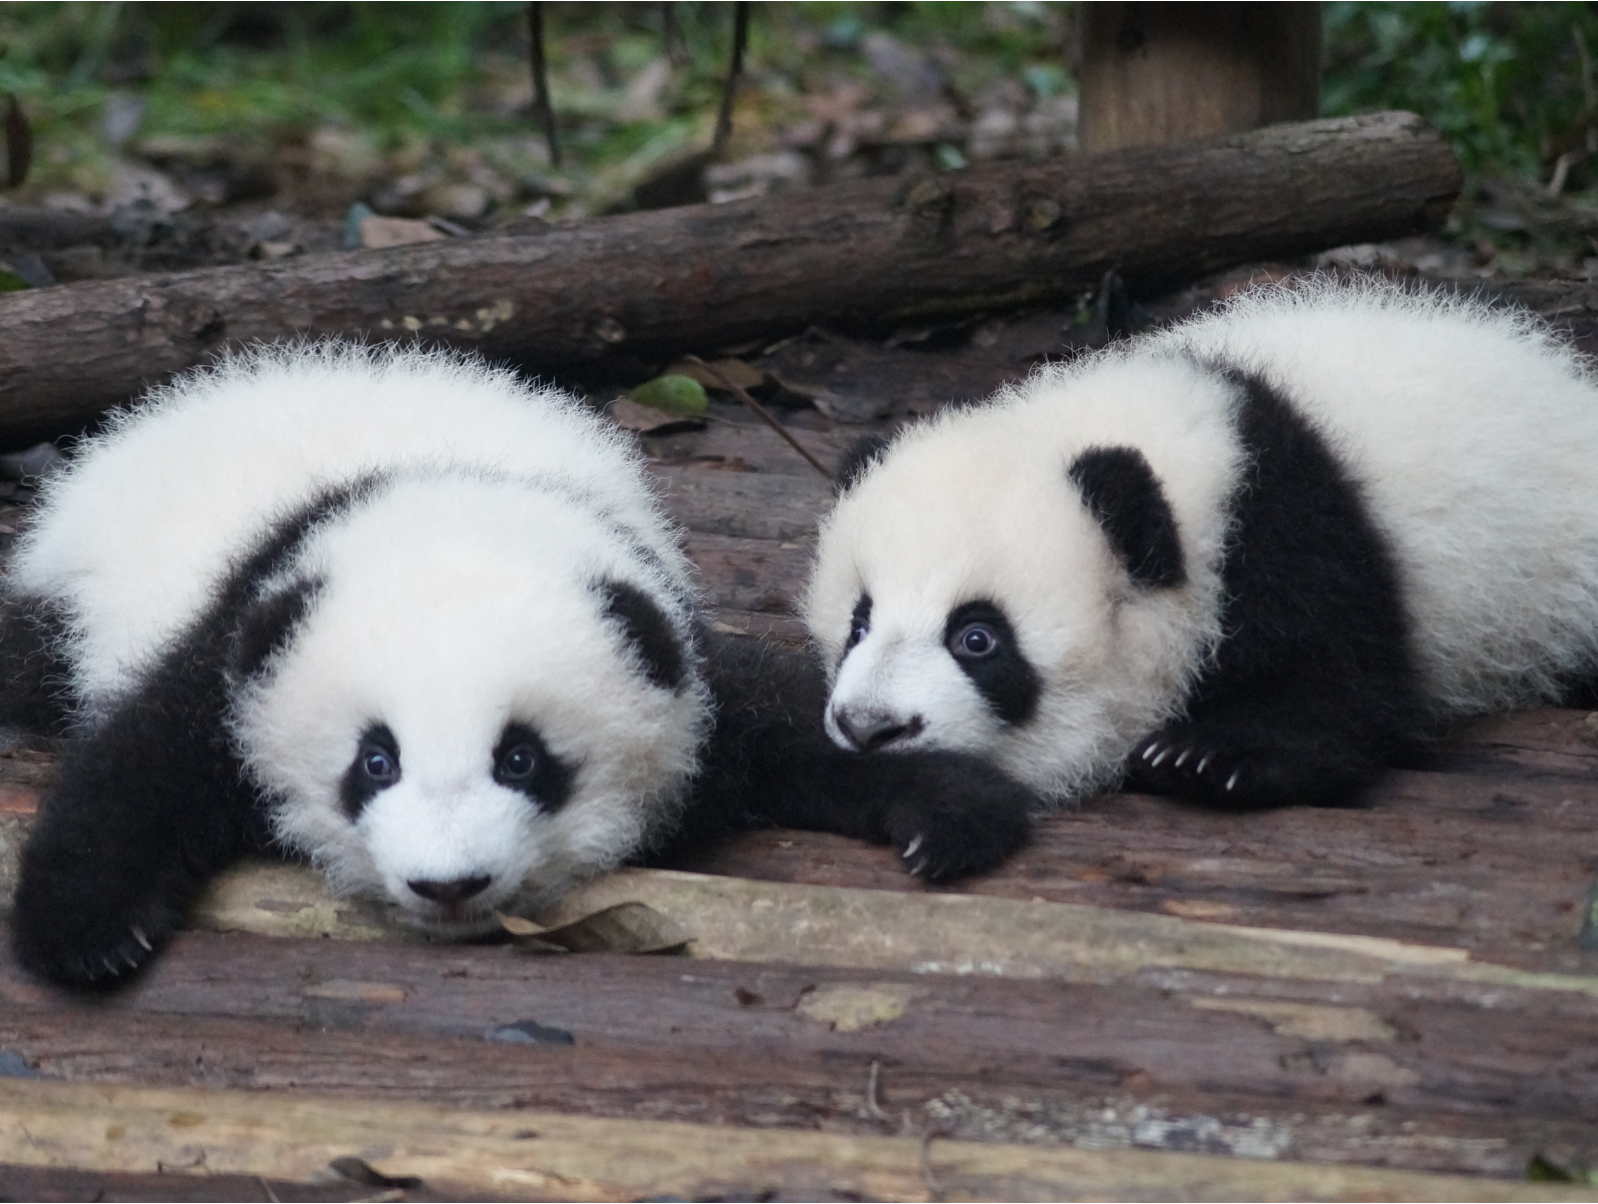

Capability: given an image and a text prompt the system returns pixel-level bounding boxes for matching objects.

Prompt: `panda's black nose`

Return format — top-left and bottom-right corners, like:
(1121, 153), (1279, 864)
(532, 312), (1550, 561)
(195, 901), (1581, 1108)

(407, 875), (492, 905)
(834, 706), (924, 751)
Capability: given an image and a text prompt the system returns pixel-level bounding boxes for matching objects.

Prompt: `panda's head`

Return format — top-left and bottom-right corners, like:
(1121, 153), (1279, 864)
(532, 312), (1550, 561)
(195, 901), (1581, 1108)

(805, 356), (1242, 799)
(229, 473), (707, 932)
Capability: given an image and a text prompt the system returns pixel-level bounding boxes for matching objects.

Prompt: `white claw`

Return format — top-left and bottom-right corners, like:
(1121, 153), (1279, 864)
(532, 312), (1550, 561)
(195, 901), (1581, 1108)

(1149, 746), (1174, 768)
(1196, 753), (1214, 775)
(130, 925), (152, 952)
(1224, 769), (1240, 792)
(909, 860), (927, 877)
(102, 957), (120, 976)
(902, 835), (924, 860)
(1141, 743), (1161, 763)
(1174, 748), (1193, 769)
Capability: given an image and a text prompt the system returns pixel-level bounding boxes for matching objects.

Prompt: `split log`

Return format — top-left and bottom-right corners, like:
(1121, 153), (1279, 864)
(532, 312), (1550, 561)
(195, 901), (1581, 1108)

(0, 112), (1459, 444)
(3, 930), (1598, 1178)
(4, 1079), (1588, 1203)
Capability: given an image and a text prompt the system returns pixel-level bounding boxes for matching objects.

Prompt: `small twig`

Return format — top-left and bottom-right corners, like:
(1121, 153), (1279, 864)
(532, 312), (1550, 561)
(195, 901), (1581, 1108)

(1549, 148), (1583, 198)
(919, 1125), (944, 1197)
(256, 1176), (282, 1204)
(527, 3), (561, 168)
(865, 1059), (889, 1122)
(683, 354), (832, 479)
(4, 94), (32, 190)
(711, 2), (752, 157)
(661, 1), (689, 68)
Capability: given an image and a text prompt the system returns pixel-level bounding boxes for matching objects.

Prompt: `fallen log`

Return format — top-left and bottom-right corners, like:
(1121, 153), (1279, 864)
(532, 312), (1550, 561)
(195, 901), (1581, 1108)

(0, 111), (1457, 444)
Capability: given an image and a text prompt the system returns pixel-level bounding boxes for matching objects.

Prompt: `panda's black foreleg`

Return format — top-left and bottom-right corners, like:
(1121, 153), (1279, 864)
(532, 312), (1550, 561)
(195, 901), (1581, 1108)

(1122, 370), (1425, 810)
(10, 636), (265, 988)
(671, 634), (1033, 880)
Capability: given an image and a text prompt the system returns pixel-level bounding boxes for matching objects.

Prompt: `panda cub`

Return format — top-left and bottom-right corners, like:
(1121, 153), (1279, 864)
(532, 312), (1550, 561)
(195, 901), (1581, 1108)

(5, 343), (1034, 987)
(807, 278), (1598, 808)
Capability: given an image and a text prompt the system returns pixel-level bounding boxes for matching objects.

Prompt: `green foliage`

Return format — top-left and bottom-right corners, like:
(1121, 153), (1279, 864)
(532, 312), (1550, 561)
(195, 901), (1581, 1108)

(628, 374), (709, 416)
(1323, 2), (1598, 178)
(9, 1), (1598, 208)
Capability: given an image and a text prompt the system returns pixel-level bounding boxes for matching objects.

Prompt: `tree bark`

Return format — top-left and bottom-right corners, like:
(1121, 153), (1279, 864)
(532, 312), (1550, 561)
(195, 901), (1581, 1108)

(0, 111), (1458, 445)
(1079, 3), (1323, 152)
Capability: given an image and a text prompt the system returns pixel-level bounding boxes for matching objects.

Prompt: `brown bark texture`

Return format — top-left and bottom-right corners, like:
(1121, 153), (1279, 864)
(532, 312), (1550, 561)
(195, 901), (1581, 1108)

(0, 111), (1458, 445)
(1079, 2), (1323, 151)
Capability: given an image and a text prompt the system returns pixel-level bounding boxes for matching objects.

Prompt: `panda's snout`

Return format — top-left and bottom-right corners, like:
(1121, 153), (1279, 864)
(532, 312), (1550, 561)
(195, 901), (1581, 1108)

(407, 874), (492, 906)
(832, 705), (924, 752)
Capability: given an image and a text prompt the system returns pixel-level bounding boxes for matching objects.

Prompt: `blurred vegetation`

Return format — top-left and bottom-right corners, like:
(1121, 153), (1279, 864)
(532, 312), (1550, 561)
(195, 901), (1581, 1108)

(1322, 1), (1598, 182)
(0, 2), (1072, 216)
(2, 1), (1598, 218)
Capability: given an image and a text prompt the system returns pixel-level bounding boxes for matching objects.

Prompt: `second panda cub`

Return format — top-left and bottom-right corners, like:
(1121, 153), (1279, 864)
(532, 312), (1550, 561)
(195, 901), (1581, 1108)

(807, 279), (1598, 807)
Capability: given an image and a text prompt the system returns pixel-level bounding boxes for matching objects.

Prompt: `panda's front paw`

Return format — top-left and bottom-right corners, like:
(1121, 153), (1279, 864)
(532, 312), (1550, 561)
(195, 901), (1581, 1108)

(12, 901), (171, 988)
(1127, 722), (1373, 809)
(881, 755), (1033, 881)
(11, 842), (182, 988)
(1129, 728), (1254, 804)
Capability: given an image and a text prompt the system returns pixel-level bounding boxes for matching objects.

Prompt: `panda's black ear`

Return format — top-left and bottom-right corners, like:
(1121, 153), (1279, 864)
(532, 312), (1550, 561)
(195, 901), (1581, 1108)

(599, 579), (687, 692)
(1067, 447), (1186, 588)
(834, 434), (892, 496)
(230, 578), (321, 680)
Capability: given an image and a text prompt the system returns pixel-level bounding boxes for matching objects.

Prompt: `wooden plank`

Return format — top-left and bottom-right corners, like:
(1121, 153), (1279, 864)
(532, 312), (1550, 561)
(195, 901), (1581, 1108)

(0, 1163), (443, 1203)
(59, 850), (1593, 1000)
(4, 926), (1596, 1130)
(0, 1079), (1586, 1202)
(7, 1001), (1597, 1179)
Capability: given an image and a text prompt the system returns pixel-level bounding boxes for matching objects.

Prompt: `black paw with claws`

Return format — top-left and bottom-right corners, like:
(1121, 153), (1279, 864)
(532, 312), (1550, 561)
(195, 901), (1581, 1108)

(1126, 721), (1376, 810)
(877, 753), (1034, 881)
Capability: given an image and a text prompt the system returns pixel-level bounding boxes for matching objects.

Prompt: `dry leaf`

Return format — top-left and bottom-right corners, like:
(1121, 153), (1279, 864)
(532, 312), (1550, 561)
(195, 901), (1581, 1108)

(328, 1157), (423, 1190)
(500, 901), (690, 955)
(609, 396), (706, 434)
(358, 215), (447, 249)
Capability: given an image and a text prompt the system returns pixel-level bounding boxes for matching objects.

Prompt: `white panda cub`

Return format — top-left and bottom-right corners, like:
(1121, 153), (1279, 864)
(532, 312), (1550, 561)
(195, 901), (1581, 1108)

(6, 344), (1035, 987)
(806, 278), (1598, 808)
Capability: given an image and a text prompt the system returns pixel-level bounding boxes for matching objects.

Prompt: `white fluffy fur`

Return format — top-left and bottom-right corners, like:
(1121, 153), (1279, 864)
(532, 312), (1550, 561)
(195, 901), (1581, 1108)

(14, 343), (707, 927)
(807, 277), (1598, 799)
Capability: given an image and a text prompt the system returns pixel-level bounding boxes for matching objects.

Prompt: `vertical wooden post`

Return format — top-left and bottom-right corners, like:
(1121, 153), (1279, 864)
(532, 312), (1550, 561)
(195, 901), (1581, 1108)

(1079, 3), (1322, 152)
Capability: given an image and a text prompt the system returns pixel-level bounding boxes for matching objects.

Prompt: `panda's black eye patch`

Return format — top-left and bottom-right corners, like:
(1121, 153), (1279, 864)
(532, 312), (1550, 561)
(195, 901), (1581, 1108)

(846, 594), (872, 651)
(943, 600), (1040, 726)
(494, 721), (576, 812)
(340, 723), (400, 819)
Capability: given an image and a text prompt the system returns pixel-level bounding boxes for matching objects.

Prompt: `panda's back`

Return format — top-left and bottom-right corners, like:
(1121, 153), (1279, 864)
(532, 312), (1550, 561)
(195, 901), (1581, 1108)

(1160, 283), (1598, 712)
(13, 345), (667, 706)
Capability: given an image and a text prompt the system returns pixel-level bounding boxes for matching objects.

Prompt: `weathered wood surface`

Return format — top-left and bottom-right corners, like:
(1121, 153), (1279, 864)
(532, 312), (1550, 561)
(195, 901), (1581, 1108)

(0, 112), (1459, 443)
(0, 1079), (1591, 1203)
(6, 319), (1598, 1198)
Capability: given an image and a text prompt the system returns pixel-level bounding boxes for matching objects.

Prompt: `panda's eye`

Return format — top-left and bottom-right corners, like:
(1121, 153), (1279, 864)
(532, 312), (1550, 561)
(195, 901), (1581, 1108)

(360, 745), (399, 784)
(846, 594), (872, 650)
(950, 622), (999, 659)
(497, 743), (537, 780)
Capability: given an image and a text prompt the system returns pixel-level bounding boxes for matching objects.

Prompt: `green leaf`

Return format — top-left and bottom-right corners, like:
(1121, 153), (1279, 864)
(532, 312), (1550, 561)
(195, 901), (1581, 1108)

(0, 271), (29, 292)
(628, 373), (708, 416)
